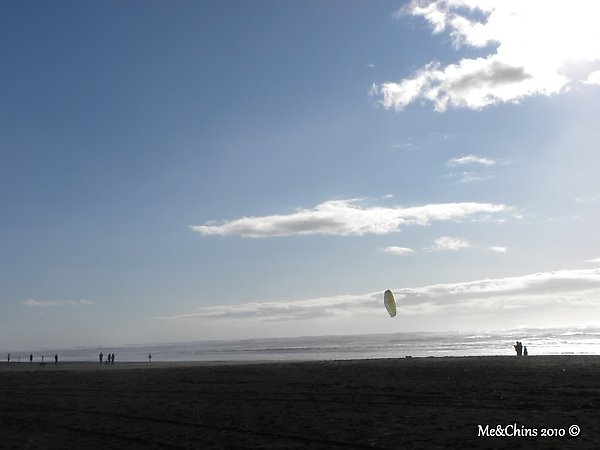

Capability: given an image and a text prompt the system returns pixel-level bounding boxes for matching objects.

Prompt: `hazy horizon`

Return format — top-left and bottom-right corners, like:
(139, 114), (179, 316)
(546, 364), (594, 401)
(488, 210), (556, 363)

(5, 325), (600, 363)
(2, 1), (600, 350)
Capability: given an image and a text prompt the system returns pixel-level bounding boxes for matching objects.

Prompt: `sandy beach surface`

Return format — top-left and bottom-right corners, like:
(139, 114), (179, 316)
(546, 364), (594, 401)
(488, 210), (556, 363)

(1, 356), (599, 449)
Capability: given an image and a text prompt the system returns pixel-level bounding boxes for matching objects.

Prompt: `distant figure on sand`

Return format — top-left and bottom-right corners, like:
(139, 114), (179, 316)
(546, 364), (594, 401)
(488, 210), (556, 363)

(111, 353), (115, 364)
(148, 353), (152, 362)
(99, 352), (103, 363)
(29, 354), (33, 363)
(7, 353), (10, 363)
(524, 346), (528, 356)
(514, 341), (523, 356)
(54, 354), (58, 365)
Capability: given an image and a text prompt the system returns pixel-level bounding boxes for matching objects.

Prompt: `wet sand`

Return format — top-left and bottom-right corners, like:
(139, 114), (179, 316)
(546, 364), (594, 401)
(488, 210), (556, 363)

(1, 356), (599, 449)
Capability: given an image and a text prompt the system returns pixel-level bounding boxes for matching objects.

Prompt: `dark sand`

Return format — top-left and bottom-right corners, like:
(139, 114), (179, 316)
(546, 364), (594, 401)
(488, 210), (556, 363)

(1, 356), (599, 449)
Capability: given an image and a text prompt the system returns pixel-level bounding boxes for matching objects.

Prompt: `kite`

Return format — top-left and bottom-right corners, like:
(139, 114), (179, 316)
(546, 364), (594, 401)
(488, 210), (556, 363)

(384, 289), (396, 317)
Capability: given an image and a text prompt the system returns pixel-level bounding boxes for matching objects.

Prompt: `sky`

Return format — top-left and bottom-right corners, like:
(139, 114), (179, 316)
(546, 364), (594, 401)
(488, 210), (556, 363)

(2, 0), (600, 350)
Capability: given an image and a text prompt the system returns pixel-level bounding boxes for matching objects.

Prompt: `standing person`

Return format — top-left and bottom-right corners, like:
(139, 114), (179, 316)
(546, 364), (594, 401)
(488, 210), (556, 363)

(513, 341), (523, 356)
(110, 354), (115, 364)
(29, 354), (33, 364)
(54, 354), (58, 365)
(148, 353), (152, 363)
(523, 346), (528, 356)
(7, 353), (10, 363)
(99, 352), (103, 363)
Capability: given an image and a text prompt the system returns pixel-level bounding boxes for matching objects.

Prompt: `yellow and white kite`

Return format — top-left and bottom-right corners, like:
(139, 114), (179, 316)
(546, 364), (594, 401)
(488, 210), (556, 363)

(383, 289), (396, 317)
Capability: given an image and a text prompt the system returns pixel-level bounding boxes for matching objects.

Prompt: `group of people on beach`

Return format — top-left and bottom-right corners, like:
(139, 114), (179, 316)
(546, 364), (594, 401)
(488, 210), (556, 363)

(6, 353), (60, 365)
(6, 351), (159, 364)
(98, 352), (116, 364)
(514, 341), (528, 356)
(6, 352), (154, 364)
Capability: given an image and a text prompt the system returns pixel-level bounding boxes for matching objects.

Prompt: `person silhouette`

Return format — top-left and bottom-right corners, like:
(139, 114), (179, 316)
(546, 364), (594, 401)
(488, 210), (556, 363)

(29, 354), (33, 364)
(54, 354), (58, 365)
(523, 346), (528, 356)
(7, 353), (10, 363)
(148, 353), (152, 362)
(514, 341), (523, 356)
(99, 352), (103, 363)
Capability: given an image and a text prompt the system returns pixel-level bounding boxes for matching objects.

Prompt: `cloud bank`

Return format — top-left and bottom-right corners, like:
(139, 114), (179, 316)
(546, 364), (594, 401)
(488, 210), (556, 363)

(191, 199), (508, 237)
(373, 0), (600, 111)
(161, 268), (600, 322)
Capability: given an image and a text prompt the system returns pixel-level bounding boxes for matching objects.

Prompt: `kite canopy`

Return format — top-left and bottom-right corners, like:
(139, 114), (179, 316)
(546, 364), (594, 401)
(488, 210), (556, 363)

(384, 290), (396, 317)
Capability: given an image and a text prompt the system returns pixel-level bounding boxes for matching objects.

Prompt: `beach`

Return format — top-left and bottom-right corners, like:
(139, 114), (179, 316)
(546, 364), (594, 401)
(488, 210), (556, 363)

(1, 356), (599, 449)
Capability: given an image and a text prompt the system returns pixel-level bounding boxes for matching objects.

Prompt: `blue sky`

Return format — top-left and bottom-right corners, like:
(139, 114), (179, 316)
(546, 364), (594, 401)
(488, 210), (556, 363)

(2, 1), (600, 350)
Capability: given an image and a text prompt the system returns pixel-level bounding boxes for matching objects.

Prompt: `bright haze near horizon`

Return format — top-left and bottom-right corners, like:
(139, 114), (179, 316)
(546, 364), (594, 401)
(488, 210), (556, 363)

(2, 0), (600, 351)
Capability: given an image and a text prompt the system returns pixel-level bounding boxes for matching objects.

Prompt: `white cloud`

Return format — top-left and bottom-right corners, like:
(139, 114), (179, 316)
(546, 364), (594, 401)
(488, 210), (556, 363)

(447, 155), (495, 167)
(488, 246), (507, 253)
(391, 141), (418, 152)
(427, 236), (471, 251)
(583, 70), (600, 85)
(446, 155), (495, 183)
(22, 299), (93, 307)
(374, 0), (600, 111)
(381, 246), (416, 255)
(160, 268), (600, 322)
(191, 199), (509, 238)
(161, 294), (377, 321)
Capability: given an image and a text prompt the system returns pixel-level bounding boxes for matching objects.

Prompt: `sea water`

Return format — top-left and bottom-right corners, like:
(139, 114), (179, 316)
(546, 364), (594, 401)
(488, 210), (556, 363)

(15, 326), (600, 363)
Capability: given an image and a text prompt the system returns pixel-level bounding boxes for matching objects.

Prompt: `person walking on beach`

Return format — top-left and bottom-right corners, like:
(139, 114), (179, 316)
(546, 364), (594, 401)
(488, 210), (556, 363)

(29, 354), (33, 364)
(54, 354), (58, 365)
(110, 353), (115, 364)
(523, 346), (528, 356)
(7, 353), (10, 363)
(148, 353), (152, 362)
(99, 352), (103, 363)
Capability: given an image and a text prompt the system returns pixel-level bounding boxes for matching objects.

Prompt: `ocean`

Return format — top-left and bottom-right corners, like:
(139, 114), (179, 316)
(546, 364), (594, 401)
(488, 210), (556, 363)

(10, 327), (600, 363)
